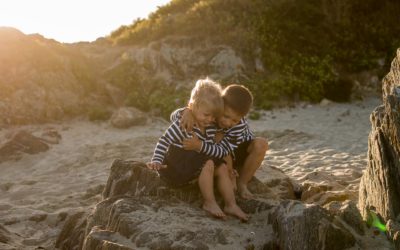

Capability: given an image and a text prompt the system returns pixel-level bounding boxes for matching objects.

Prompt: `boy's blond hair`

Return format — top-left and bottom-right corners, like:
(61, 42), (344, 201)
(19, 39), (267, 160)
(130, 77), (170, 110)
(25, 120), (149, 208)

(188, 78), (223, 117)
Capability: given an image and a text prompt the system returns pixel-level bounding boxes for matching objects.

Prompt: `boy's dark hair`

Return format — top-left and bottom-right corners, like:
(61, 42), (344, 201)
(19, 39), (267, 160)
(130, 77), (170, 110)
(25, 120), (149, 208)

(222, 84), (253, 116)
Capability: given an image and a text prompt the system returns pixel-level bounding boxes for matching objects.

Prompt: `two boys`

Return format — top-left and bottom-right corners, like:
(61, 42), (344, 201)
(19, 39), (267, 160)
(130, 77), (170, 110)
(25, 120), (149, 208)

(148, 80), (268, 220)
(173, 84), (268, 199)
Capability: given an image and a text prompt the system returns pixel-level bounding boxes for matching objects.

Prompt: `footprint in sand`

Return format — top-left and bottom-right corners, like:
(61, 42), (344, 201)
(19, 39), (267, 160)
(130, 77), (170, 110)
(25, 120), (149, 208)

(0, 182), (14, 192)
(20, 180), (38, 185)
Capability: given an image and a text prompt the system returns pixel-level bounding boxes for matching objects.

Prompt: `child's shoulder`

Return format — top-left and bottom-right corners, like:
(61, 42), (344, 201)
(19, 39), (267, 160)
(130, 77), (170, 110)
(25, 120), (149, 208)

(224, 118), (249, 133)
(234, 118), (249, 128)
(168, 119), (183, 130)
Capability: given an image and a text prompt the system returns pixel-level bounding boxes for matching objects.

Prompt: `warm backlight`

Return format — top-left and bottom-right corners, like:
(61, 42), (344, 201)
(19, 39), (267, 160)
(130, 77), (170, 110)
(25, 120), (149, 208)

(0, 0), (171, 43)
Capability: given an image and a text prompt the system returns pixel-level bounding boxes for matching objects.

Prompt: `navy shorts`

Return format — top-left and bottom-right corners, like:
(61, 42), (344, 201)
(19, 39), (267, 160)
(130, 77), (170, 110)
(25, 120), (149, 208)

(233, 140), (252, 170)
(159, 145), (225, 187)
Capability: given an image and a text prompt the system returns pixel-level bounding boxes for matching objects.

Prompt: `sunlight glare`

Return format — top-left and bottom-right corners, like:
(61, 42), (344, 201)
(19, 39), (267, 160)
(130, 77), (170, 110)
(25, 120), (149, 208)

(0, 0), (171, 43)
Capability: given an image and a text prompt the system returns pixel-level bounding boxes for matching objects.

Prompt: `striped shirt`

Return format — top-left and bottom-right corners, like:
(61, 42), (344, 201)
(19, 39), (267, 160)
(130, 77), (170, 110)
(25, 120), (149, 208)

(170, 108), (254, 158)
(151, 119), (222, 164)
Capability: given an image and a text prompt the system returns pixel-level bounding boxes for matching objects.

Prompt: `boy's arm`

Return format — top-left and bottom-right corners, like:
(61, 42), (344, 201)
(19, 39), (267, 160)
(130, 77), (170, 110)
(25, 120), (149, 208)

(170, 107), (196, 132)
(151, 121), (184, 164)
(243, 117), (255, 141)
(182, 132), (239, 159)
(199, 133), (239, 159)
(198, 121), (251, 158)
(170, 107), (186, 122)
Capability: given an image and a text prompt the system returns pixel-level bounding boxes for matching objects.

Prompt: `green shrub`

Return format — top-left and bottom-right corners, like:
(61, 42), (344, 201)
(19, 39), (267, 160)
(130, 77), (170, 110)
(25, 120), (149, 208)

(248, 111), (261, 120)
(124, 79), (188, 119)
(88, 107), (112, 121)
(105, 59), (189, 119)
(107, 0), (400, 108)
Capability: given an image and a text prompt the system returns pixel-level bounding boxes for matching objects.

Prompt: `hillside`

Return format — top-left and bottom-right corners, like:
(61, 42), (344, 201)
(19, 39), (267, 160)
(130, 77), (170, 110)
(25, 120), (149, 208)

(107, 0), (400, 106)
(0, 28), (110, 125)
(1, 0), (400, 125)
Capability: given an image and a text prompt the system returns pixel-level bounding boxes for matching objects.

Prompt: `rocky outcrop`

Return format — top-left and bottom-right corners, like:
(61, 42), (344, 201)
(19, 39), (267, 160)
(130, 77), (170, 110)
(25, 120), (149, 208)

(270, 201), (356, 250)
(0, 28), (108, 126)
(0, 130), (60, 163)
(359, 48), (400, 246)
(110, 107), (147, 129)
(0, 28), (258, 126)
(117, 39), (248, 86)
(56, 159), (368, 250)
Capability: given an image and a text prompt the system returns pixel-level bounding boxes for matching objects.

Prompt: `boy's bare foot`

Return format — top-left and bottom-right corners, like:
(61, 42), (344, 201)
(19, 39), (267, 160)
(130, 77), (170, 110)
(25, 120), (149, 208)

(224, 204), (249, 222)
(238, 184), (254, 200)
(202, 202), (226, 219)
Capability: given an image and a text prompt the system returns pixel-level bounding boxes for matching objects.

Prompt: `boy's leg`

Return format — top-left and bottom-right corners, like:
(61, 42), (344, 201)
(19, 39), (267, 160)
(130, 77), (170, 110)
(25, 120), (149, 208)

(215, 164), (248, 221)
(237, 137), (268, 199)
(223, 155), (237, 191)
(198, 160), (225, 218)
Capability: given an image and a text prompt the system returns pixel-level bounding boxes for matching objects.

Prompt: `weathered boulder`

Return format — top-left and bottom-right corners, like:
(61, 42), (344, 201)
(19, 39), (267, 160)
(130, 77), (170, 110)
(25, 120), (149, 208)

(57, 159), (369, 250)
(359, 49), (400, 245)
(55, 211), (87, 250)
(269, 200), (356, 250)
(120, 39), (248, 86)
(324, 200), (365, 236)
(57, 159), (292, 249)
(254, 165), (296, 200)
(110, 107), (147, 129)
(0, 130), (51, 162)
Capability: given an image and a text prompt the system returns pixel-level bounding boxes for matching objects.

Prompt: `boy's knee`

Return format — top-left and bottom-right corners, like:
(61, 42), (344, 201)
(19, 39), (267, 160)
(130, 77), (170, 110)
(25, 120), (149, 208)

(215, 163), (228, 175)
(203, 160), (215, 172)
(252, 138), (269, 153)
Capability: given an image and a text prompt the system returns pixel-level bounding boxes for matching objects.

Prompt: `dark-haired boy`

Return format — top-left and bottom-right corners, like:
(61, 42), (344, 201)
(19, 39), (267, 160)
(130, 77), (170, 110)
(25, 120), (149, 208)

(171, 84), (269, 199)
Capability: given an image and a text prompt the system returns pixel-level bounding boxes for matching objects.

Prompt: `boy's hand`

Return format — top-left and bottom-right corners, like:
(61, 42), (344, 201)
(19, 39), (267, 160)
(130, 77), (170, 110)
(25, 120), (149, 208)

(146, 162), (167, 171)
(231, 169), (239, 178)
(180, 108), (196, 132)
(182, 133), (202, 151)
(215, 131), (224, 143)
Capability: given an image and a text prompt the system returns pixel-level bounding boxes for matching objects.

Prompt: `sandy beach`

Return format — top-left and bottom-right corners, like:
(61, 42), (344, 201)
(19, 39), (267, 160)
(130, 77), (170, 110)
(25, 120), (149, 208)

(0, 96), (393, 249)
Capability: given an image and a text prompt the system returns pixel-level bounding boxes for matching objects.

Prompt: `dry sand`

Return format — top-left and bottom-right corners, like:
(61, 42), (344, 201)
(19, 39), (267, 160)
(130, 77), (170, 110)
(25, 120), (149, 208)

(0, 96), (394, 249)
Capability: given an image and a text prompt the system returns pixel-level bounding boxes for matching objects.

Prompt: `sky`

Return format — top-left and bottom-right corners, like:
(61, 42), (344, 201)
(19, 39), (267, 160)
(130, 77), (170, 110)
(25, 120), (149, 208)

(0, 0), (171, 43)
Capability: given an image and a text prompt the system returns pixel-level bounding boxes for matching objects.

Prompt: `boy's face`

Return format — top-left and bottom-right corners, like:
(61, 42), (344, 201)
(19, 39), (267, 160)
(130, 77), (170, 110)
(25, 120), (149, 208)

(217, 106), (242, 129)
(192, 105), (215, 129)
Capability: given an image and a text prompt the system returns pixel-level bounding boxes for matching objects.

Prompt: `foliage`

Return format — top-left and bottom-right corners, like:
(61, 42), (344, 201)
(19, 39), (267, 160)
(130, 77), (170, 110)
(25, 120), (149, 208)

(248, 110), (261, 120)
(105, 60), (188, 119)
(88, 107), (112, 121)
(253, 0), (400, 102)
(107, 0), (400, 106)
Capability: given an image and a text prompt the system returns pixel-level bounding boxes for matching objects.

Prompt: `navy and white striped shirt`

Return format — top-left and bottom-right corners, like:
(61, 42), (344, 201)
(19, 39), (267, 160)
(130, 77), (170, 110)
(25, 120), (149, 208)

(170, 108), (254, 158)
(151, 119), (223, 164)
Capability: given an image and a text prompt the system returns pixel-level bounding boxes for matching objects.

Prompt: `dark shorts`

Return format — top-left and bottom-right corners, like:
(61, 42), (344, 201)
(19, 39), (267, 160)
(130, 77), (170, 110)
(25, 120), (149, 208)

(233, 140), (253, 170)
(159, 145), (225, 187)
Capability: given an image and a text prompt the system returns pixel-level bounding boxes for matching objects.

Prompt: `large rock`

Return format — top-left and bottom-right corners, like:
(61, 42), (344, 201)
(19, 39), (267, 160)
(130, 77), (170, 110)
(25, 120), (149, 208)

(359, 49), (400, 245)
(57, 159), (370, 250)
(57, 160), (294, 249)
(269, 200), (356, 250)
(0, 130), (50, 162)
(110, 107), (147, 129)
(121, 39), (248, 85)
(55, 211), (87, 250)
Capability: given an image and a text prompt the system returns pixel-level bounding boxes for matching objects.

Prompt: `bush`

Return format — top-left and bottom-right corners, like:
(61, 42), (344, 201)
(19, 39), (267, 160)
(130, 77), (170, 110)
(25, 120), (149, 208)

(107, 0), (400, 108)
(88, 107), (112, 121)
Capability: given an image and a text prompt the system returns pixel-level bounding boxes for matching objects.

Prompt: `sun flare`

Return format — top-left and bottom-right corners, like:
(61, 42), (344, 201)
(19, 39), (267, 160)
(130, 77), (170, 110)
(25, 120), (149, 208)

(0, 0), (171, 43)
